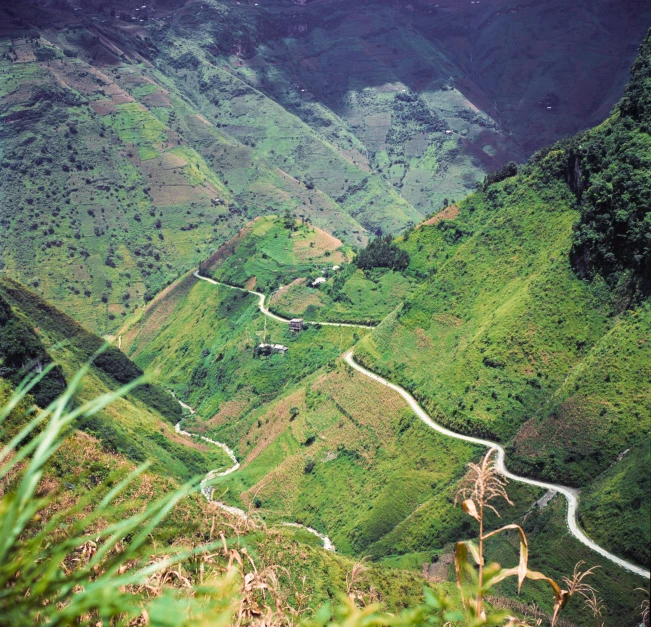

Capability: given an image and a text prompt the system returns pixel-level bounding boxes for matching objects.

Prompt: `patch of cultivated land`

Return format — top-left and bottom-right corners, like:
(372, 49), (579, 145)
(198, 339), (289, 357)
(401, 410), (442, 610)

(201, 215), (418, 324)
(0, 25), (367, 334)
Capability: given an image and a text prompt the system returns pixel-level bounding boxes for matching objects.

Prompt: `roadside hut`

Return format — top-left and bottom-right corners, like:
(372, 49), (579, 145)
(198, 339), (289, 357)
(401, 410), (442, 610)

(290, 318), (304, 333)
(256, 343), (288, 356)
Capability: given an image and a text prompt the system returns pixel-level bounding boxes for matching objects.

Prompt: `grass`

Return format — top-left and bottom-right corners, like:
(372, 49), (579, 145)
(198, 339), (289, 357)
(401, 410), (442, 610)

(578, 442), (650, 567)
(271, 267), (416, 325)
(206, 360), (477, 556)
(204, 214), (418, 324)
(207, 215), (349, 294)
(0, 366), (451, 625)
(0, 278), (232, 481)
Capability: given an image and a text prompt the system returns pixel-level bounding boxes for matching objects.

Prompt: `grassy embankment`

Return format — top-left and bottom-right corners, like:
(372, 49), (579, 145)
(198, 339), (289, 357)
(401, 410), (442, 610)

(0, 277), (233, 480)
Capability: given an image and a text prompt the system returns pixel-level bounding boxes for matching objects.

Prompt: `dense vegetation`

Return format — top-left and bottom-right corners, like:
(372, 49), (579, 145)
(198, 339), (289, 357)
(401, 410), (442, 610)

(481, 161), (518, 190)
(354, 33), (651, 570)
(1, 4), (650, 625)
(1, 376), (448, 626)
(355, 235), (411, 272)
(569, 32), (651, 295)
(0, 290), (66, 407)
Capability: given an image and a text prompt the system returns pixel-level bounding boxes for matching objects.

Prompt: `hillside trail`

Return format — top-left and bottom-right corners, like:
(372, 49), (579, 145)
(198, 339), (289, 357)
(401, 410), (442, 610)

(194, 272), (374, 328)
(169, 390), (336, 550)
(191, 271), (649, 578)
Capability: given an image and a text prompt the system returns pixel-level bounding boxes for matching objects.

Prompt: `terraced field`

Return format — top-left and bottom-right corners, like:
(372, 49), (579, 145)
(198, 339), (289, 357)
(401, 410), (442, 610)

(3, 0), (648, 335)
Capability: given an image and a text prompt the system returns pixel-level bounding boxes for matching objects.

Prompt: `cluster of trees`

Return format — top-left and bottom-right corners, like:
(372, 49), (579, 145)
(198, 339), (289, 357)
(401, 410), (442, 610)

(481, 161), (518, 190)
(569, 31), (651, 295)
(0, 291), (66, 407)
(355, 235), (410, 271)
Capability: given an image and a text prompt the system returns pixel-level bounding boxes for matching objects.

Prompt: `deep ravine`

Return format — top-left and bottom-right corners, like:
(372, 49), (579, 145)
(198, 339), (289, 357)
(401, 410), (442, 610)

(185, 272), (649, 579)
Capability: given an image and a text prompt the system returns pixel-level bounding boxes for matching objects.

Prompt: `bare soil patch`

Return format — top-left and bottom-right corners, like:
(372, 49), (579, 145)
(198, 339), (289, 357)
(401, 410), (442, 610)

(142, 90), (172, 108)
(419, 204), (460, 228)
(123, 272), (197, 357)
(294, 228), (345, 263)
(91, 99), (117, 115)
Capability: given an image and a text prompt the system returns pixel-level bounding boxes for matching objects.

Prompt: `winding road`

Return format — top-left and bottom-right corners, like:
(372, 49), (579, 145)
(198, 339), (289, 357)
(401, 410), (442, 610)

(190, 271), (649, 579)
(194, 272), (375, 328)
(344, 353), (650, 580)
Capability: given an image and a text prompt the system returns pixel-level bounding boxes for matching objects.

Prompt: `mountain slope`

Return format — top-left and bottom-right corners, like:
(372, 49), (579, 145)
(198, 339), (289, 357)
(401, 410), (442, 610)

(355, 33), (651, 567)
(0, 277), (233, 480)
(0, 11), (368, 334)
(115, 264), (645, 625)
(147, 0), (650, 214)
(2, 0), (649, 335)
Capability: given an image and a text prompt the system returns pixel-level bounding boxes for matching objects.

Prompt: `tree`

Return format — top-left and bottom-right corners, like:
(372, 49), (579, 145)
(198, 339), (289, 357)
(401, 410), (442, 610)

(283, 208), (295, 230)
(355, 235), (410, 271)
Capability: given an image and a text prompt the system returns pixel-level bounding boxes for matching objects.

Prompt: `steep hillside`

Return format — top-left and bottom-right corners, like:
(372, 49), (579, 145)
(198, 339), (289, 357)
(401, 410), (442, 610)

(355, 34), (651, 567)
(2, 0), (648, 335)
(119, 266), (367, 419)
(0, 9), (368, 334)
(143, 0), (650, 216)
(0, 277), (233, 480)
(0, 387), (438, 619)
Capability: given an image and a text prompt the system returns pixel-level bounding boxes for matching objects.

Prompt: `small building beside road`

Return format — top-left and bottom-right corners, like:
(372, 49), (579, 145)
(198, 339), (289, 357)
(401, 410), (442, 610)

(290, 318), (304, 332)
(256, 343), (288, 356)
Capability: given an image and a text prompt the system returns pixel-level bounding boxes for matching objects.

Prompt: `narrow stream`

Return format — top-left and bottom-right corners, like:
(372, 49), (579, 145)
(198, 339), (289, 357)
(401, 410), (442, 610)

(170, 390), (336, 551)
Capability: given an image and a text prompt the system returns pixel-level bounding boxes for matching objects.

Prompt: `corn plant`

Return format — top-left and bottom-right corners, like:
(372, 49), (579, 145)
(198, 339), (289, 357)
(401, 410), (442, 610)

(454, 449), (602, 627)
(635, 587), (649, 627)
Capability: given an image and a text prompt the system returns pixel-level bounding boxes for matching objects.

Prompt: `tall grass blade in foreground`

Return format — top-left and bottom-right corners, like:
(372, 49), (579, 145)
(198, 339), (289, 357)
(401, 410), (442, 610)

(0, 362), (235, 626)
(454, 449), (604, 627)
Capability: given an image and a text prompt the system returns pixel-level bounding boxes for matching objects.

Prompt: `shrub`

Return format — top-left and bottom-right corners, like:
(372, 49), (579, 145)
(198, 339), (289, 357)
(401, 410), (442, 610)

(304, 458), (316, 474)
(355, 235), (410, 271)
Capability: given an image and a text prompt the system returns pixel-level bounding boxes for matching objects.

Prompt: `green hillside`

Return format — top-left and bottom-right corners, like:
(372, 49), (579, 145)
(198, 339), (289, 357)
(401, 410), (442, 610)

(2, 2), (650, 625)
(0, 277), (232, 480)
(120, 268), (368, 419)
(117, 266), (645, 625)
(204, 215), (352, 293)
(0, 13), (368, 335)
(355, 35), (651, 568)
